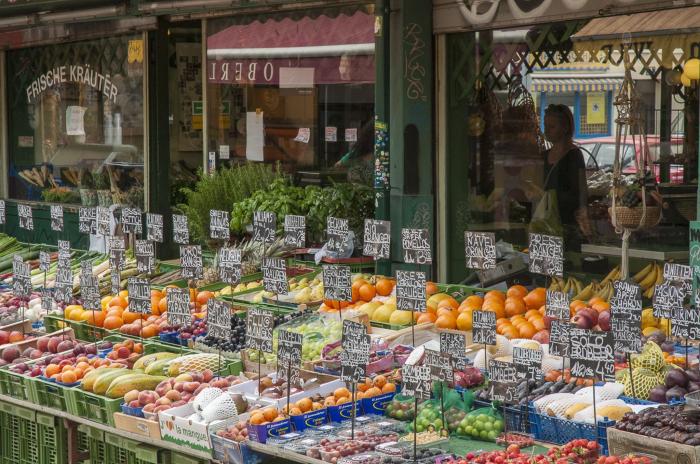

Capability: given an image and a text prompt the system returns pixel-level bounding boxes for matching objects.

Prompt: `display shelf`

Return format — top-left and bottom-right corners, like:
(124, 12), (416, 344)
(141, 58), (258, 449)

(581, 243), (688, 261)
(0, 393), (212, 462)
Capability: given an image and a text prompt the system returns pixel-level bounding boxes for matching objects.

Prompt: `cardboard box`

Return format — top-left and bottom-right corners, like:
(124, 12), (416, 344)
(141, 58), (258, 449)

(229, 375), (344, 410)
(113, 412), (162, 440)
(158, 403), (237, 453)
(328, 400), (363, 422)
(247, 419), (292, 444)
(289, 408), (328, 432)
(607, 428), (697, 464)
(361, 392), (396, 415)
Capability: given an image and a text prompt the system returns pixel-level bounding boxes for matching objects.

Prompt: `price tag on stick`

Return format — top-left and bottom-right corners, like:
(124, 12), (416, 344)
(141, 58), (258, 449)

(363, 219), (391, 259)
(12, 257), (31, 297)
(121, 207), (143, 235)
(146, 213), (163, 243)
(401, 364), (431, 400)
(440, 332), (467, 370)
(488, 360), (518, 404)
(180, 245), (203, 280)
(50, 205), (64, 232)
(209, 209), (230, 241)
(18, 203), (33, 231)
(39, 251), (50, 272)
(549, 320), (571, 357)
(166, 288), (191, 327)
(172, 214), (190, 245)
(569, 328), (615, 381)
(464, 231), (496, 270)
(207, 299), (232, 339)
(513, 346), (543, 381)
(472, 310), (497, 345)
(0, 200), (5, 225)
(108, 236), (126, 271)
(246, 307), (274, 353)
(253, 211), (276, 244)
(57, 240), (71, 266)
(277, 329), (303, 386)
(283, 215), (306, 248)
(610, 280), (643, 353)
(545, 290), (570, 320)
(218, 247), (242, 286)
(396, 270), (427, 311)
(341, 320), (370, 383)
(127, 278), (152, 314)
(262, 258), (288, 295)
(54, 264), (73, 303)
(424, 349), (454, 384)
(654, 280), (689, 319)
(135, 240), (156, 274)
(96, 207), (110, 236)
(41, 287), (52, 312)
(327, 217), (350, 253)
(528, 233), (563, 277)
(401, 228), (432, 265)
(322, 265), (352, 302)
(78, 207), (96, 234)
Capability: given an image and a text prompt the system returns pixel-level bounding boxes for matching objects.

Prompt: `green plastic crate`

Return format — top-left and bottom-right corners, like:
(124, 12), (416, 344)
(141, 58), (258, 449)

(77, 425), (105, 464)
(104, 432), (170, 464)
(170, 453), (209, 464)
(65, 388), (122, 427)
(27, 375), (71, 411)
(0, 403), (38, 464)
(0, 367), (32, 401)
(73, 321), (108, 342)
(36, 412), (68, 464)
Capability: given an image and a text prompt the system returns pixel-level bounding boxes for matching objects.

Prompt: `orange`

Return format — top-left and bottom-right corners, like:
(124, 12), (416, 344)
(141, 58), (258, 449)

(484, 290), (505, 301)
(570, 299), (586, 312)
(456, 311), (473, 331)
(106, 308), (123, 319)
(373, 375), (387, 388)
(334, 387), (351, 400)
(67, 307), (85, 321)
(496, 318), (509, 327)
(501, 325), (519, 339)
(103, 316), (124, 330)
(352, 279), (368, 292)
(507, 285), (528, 299)
(435, 314), (457, 330)
(324, 397), (336, 406)
(122, 311), (142, 324)
(118, 290), (129, 299)
(151, 289), (164, 299)
(437, 297), (459, 311)
(518, 322), (537, 339)
(525, 309), (541, 320)
(249, 413), (265, 425)
(588, 296), (605, 306)
(481, 299), (505, 319)
(375, 279), (394, 296)
(297, 398), (312, 413)
(45, 364), (60, 378)
(61, 371), (77, 384)
(109, 296), (128, 309)
(358, 284), (376, 302)
(436, 307), (457, 319)
(263, 407), (279, 421)
(504, 298), (526, 317)
(592, 301), (611, 313)
(141, 325), (159, 338)
(351, 287), (361, 303)
(335, 397), (351, 405)
(511, 317), (528, 329)
(382, 383), (396, 394)
(196, 291), (215, 306)
(463, 295), (484, 309)
(531, 317), (546, 331)
(416, 313), (436, 324)
(81, 310), (106, 327)
(524, 288), (546, 309)
(426, 282), (439, 296)
(365, 387), (382, 398)
(157, 297), (167, 315)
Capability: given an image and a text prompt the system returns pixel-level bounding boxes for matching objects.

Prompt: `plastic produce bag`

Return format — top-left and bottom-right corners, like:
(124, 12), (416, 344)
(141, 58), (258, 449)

(444, 399), (470, 434)
(385, 394), (416, 422)
(456, 406), (504, 441)
(406, 400), (445, 434)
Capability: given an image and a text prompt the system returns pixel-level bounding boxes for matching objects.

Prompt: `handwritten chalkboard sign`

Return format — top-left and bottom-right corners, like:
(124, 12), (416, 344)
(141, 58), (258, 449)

(528, 233), (563, 277)
(146, 213), (163, 243)
(464, 231), (497, 270)
(135, 240), (155, 274)
(610, 280), (642, 353)
(121, 207), (143, 235)
(127, 277), (151, 314)
(424, 348), (454, 384)
(12, 257), (31, 296)
(207, 299), (232, 339)
(610, 280), (642, 316)
(262, 257), (288, 295)
(322, 265), (352, 302)
(39, 251), (50, 273)
(549, 320), (571, 357)
(110, 273), (120, 297)
(0, 200), (5, 225)
(284, 215), (306, 248)
(108, 236), (126, 272)
(326, 217), (350, 253)
(54, 263), (73, 303)
(472, 310), (497, 345)
(50, 205), (63, 232)
(545, 290), (570, 320)
(612, 315), (642, 353)
(41, 287), (52, 312)
(401, 364), (431, 400)
(664, 262), (693, 282)
(172, 214), (189, 245)
(79, 272), (100, 310)
(253, 211), (276, 244)
(246, 307), (274, 353)
(488, 359), (518, 404)
(513, 346), (543, 381)
(17, 203), (33, 231)
(57, 240), (71, 266)
(363, 219), (391, 260)
(278, 329), (303, 386)
(401, 228), (432, 265)
(166, 287), (191, 327)
(78, 207), (96, 235)
(80, 261), (93, 279)
(653, 280), (689, 319)
(440, 332), (467, 370)
(395, 270), (427, 312)
(209, 209), (230, 241)
(341, 320), (370, 383)
(96, 207), (110, 236)
(569, 328), (615, 381)
(180, 245), (203, 280)
(218, 247), (242, 286)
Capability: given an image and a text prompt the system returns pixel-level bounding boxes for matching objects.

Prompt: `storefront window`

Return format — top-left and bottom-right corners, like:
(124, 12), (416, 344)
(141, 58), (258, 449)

(6, 35), (145, 207)
(205, 5), (375, 181)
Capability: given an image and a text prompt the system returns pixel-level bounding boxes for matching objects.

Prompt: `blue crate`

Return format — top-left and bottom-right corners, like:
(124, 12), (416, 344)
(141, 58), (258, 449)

(472, 399), (530, 434)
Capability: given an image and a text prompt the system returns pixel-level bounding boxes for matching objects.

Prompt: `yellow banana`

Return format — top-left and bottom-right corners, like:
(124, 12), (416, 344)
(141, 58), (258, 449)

(632, 263), (653, 283)
(654, 263), (664, 286)
(639, 265), (658, 290)
(574, 283), (594, 301)
(601, 265), (620, 285)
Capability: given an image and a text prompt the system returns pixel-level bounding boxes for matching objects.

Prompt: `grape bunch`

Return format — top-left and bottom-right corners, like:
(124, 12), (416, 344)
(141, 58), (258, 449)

(201, 315), (246, 352)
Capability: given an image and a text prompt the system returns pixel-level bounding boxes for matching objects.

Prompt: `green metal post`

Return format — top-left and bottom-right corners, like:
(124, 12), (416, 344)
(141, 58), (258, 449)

(375, 0), (391, 276)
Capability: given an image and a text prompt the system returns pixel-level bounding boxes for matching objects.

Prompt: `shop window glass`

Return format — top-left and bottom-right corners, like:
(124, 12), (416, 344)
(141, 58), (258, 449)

(6, 35), (145, 208)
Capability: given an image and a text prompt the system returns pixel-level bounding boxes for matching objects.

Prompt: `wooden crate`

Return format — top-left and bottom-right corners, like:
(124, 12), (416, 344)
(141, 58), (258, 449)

(607, 428), (698, 464)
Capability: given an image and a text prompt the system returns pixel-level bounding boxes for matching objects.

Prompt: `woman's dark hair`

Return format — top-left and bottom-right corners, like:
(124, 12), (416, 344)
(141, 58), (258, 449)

(545, 104), (574, 139)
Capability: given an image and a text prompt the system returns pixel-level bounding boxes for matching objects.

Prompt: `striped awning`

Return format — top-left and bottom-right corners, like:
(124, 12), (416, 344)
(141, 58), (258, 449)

(531, 77), (623, 93)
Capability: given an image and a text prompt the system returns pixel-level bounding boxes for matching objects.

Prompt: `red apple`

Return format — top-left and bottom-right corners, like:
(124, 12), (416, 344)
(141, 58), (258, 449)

(598, 311), (611, 331)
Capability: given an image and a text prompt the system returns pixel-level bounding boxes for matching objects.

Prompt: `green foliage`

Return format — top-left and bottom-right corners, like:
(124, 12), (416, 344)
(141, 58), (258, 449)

(178, 163), (283, 243)
(230, 179), (374, 245)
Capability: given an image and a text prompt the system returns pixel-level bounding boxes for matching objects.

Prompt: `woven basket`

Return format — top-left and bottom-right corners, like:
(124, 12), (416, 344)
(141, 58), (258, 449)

(609, 206), (661, 229)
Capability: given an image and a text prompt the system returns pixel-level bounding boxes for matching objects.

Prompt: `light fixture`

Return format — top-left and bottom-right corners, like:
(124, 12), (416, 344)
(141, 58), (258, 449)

(40, 5), (126, 24)
(138, 0), (239, 14)
(0, 14), (36, 29)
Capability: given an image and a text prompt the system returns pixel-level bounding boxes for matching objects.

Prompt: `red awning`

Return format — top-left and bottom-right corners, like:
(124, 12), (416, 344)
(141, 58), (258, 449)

(207, 11), (375, 86)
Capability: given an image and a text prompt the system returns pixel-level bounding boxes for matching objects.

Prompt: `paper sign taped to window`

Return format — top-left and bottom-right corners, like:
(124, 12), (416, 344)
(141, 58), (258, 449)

(345, 128), (357, 142)
(279, 67), (315, 88)
(325, 127), (337, 142)
(219, 144), (230, 160)
(294, 128), (310, 144)
(66, 106), (86, 136)
(245, 111), (264, 161)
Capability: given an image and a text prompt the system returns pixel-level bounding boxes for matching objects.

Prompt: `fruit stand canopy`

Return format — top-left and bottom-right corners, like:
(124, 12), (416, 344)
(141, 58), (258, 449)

(206, 10), (375, 85)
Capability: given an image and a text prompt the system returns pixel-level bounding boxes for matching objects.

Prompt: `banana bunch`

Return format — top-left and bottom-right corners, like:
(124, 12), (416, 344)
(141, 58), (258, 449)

(569, 279), (614, 301)
(600, 265), (621, 286)
(548, 276), (584, 296)
(632, 262), (664, 299)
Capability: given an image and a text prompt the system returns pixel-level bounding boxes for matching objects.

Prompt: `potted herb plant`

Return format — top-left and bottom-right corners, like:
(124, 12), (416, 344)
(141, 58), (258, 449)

(78, 169), (97, 206)
(94, 171), (112, 207)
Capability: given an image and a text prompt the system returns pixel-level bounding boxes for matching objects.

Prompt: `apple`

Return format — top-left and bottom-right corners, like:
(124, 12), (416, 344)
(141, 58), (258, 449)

(598, 311), (611, 331)
(571, 314), (593, 330)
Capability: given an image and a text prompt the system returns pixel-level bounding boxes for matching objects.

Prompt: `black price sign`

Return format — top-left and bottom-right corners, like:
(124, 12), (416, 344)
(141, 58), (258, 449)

(488, 360), (518, 404)
(17, 203), (33, 231)
(207, 299), (232, 339)
(180, 245), (203, 280)
(253, 211), (276, 244)
(277, 329), (303, 386)
(111, 273), (120, 296)
(341, 320), (370, 383)
(326, 217), (350, 253)
(653, 280), (689, 319)
(396, 270), (426, 312)
(612, 315), (642, 353)
(108, 236), (126, 272)
(166, 288), (191, 327)
(610, 280), (642, 353)
(41, 287), (52, 312)
(135, 240), (155, 274)
(209, 209), (230, 241)
(569, 328), (615, 381)
(12, 257), (31, 296)
(528, 233), (563, 277)
(39, 251), (50, 272)
(146, 213), (163, 243)
(218, 247), (242, 286)
(127, 277), (151, 314)
(0, 200), (5, 224)
(96, 206), (110, 236)
(401, 228), (432, 265)
(262, 257), (288, 295)
(513, 346), (543, 381)
(50, 205), (63, 232)
(549, 320), (571, 357)
(440, 332), (467, 370)
(363, 219), (391, 259)
(401, 364), (432, 400)
(610, 280), (642, 316)
(54, 264), (73, 303)
(545, 290), (570, 320)
(78, 207), (96, 235)
(172, 214), (189, 245)
(472, 310), (497, 346)
(246, 307), (274, 353)
(57, 240), (71, 266)
(322, 265), (352, 302)
(664, 262), (693, 283)
(80, 272), (100, 310)
(464, 231), (496, 270)
(424, 348), (454, 384)
(283, 215), (306, 248)
(121, 207), (143, 235)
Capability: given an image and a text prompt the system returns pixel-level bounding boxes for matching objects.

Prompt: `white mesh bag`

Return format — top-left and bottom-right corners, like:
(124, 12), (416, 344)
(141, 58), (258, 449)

(192, 387), (224, 414)
(545, 396), (592, 418)
(572, 399), (629, 424)
(574, 383), (625, 402)
(533, 393), (575, 414)
(200, 394), (239, 423)
(474, 335), (512, 369)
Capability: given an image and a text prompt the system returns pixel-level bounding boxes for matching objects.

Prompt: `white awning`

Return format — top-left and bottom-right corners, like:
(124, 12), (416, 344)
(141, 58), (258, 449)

(531, 77), (623, 93)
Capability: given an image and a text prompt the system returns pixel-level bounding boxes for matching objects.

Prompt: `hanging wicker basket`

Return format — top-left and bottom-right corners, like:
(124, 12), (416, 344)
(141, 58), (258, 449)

(608, 206), (661, 229)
